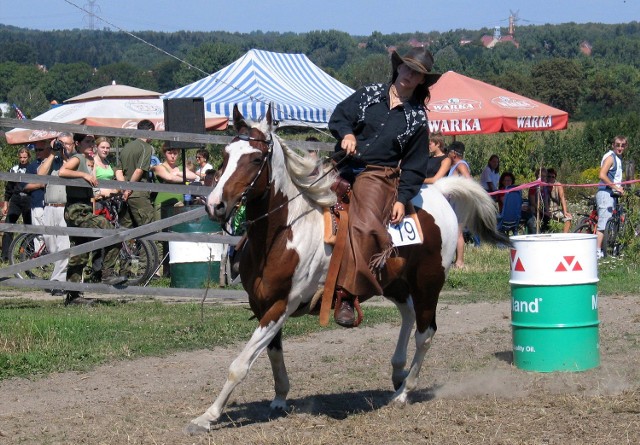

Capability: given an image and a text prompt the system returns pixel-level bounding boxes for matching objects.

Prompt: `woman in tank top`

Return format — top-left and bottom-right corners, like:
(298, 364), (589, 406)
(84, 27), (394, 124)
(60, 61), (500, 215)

(423, 132), (451, 184)
(93, 136), (119, 200)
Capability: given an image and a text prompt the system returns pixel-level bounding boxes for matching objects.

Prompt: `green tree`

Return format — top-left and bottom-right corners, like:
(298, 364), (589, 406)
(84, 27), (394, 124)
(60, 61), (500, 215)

(41, 62), (96, 102)
(7, 84), (49, 119)
(434, 45), (463, 73)
(153, 59), (183, 93)
(174, 42), (242, 86)
(0, 62), (45, 102)
(499, 132), (540, 180)
(0, 41), (37, 64)
(531, 58), (582, 115)
(305, 30), (356, 71)
(339, 54), (388, 88)
(93, 62), (159, 91)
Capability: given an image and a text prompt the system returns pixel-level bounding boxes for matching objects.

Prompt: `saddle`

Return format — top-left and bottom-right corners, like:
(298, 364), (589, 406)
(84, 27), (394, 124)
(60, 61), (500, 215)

(317, 175), (424, 327)
(323, 176), (351, 245)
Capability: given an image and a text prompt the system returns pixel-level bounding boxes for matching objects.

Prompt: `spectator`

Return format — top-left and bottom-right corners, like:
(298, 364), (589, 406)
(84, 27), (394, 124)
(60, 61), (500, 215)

(424, 132), (451, 184)
(596, 135), (627, 258)
(60, 133), (127, 305)
(115, 119), (156, 229)
(1, 147), (32, 261)
(203, 168), (216, 187)
(545, 168), (572, 233)
(497, 171), (516, 213)
(194, 149), (213, 182)
(480, 154), (500, 195)
(36, 133), (76, 295)
(153, 144), (199, 276)
(525, 167), (549, 234)
(93, 136), (118, 197)
(328, 46), (439, 327)
(91, 136), (120, 282)
(447, 141), (472, 269)
(20, 141), (49, 270)
(153, 144), (199, 220)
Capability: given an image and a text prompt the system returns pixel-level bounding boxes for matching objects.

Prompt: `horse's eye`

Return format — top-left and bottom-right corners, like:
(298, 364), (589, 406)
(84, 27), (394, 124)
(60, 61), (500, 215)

(251, 157), (263, 166)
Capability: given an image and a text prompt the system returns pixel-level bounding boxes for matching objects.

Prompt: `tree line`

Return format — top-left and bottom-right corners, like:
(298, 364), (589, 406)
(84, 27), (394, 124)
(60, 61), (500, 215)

(0, 22), (639, 189)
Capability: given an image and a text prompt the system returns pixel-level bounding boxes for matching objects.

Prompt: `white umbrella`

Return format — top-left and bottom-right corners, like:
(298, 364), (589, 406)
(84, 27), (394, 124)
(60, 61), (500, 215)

(5, 83), (228, 144)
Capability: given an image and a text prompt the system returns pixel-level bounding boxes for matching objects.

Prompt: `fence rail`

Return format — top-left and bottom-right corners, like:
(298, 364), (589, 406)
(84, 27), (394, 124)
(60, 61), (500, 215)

(0, 116), (329, 298)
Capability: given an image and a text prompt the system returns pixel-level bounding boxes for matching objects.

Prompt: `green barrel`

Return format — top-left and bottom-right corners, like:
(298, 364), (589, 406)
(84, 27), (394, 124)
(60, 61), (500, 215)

(166, 205), (224, 289)
(509, 233), (600, 372)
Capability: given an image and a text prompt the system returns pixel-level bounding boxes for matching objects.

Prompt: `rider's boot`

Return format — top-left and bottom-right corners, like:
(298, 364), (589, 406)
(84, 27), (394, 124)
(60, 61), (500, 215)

(334, 288), (358, 328)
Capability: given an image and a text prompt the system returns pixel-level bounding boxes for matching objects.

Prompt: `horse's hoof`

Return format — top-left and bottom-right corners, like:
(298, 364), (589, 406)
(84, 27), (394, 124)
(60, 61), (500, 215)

(184, 420), (210, 435)
(392, 371), (409, 391)
(390, 390), (409, 406)
(269, 398), (288, 411)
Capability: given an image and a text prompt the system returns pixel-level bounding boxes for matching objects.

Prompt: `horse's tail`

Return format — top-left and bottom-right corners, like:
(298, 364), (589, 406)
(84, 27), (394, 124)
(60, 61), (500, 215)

(431, 176), (511, 246)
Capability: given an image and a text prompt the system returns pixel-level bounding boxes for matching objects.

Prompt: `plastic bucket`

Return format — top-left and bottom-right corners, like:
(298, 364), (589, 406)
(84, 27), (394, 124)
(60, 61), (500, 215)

(509, 233), (599, 372)
(165, 205), (224, 288)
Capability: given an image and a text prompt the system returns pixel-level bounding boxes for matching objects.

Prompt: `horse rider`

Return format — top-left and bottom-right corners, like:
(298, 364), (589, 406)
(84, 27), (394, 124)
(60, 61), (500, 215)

(328, 47), (441, 327)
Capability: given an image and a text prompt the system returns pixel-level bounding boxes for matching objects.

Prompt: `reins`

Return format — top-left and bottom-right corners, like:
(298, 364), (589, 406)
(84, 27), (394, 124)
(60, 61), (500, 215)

(235, 135), (349, 230)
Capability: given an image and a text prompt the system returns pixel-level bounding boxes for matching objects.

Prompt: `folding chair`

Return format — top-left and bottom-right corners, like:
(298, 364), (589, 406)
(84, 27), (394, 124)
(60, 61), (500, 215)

(497, 187), (524, 236)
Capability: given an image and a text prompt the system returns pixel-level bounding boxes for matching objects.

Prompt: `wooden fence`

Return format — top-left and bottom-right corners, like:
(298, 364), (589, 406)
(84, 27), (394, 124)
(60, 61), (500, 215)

(0, 117), (334, 301)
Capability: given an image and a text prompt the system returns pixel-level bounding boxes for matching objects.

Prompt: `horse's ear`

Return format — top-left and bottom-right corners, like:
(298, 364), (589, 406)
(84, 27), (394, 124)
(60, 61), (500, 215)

(233, 105), (248, 132)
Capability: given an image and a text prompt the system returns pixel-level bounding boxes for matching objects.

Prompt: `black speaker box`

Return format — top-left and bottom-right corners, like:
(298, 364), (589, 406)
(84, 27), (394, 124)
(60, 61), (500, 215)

(163, 97), (205, 149)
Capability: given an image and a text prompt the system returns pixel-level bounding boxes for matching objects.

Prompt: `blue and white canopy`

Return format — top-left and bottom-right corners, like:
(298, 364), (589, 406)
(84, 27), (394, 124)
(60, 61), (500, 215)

(163, 49), (355, 128)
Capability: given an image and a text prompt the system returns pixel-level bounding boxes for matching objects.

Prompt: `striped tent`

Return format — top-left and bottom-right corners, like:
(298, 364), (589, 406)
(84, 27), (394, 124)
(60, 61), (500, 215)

(163, 49), (355, 128)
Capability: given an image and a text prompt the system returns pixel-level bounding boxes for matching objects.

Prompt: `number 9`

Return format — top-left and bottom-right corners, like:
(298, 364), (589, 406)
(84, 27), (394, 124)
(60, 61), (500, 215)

(403, 220), (416, 240)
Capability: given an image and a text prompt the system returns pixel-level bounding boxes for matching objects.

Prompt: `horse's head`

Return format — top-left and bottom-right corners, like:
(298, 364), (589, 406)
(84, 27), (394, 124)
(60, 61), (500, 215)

(206, 105), (274, 222)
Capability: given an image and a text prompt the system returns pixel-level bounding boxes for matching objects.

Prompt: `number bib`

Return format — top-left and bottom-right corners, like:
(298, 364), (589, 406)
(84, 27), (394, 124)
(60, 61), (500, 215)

(387, 216), (422, 247)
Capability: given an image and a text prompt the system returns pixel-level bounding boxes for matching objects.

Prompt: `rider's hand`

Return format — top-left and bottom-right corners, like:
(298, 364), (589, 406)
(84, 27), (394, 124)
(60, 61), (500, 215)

(341, 134), (357, 156)
(390, 202), (405, 225)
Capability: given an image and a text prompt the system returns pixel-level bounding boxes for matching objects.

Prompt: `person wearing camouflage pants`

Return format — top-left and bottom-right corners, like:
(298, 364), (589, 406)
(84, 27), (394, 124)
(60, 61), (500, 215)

(64, 202), (121, 284)
(60, 133), (126, 305)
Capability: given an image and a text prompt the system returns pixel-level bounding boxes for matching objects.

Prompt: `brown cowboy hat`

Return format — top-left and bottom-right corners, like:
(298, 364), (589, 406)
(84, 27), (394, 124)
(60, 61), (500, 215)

(391, 47), (441, 88)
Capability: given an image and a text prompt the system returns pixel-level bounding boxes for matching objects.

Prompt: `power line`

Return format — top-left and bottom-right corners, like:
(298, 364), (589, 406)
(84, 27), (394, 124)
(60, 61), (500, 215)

(62, 0), (328, 135)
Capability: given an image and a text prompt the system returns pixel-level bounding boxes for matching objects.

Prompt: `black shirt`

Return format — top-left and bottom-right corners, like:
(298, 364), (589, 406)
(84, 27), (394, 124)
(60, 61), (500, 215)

(425, 155), (446, 179)
(329, 83), (429, 205)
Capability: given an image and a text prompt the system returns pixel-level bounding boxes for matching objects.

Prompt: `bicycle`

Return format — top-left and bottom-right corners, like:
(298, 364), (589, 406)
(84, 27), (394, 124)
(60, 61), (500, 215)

(8, 233), (53, 280)
(94, 195), (160, 286)
(572, 193), (598, 234)
(9, 197), (159, 285)
(601, 191), (626, 257)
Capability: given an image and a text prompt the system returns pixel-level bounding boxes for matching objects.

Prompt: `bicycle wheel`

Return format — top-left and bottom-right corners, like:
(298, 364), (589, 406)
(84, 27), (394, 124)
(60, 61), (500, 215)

(602, 218), (620, 257)
(117, 239), (158, 286)
(9, 233), (54, 280)
(573, 216), (591, 228)
(573, 223), (595, 234)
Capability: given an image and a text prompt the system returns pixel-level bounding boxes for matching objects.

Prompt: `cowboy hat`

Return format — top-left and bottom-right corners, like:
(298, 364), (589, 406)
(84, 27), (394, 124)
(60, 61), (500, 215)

(391, 47), (441, 88)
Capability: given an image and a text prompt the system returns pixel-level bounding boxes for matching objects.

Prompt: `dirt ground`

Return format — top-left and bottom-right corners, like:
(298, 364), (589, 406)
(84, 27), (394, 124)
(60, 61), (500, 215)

(0, 293), (638, 445)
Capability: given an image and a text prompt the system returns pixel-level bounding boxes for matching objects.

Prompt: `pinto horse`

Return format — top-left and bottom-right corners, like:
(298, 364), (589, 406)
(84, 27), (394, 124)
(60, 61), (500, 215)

(190, 105), (507, 432)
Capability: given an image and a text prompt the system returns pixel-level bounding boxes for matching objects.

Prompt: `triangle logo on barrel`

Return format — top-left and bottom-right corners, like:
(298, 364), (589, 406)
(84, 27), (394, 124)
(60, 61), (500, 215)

(555, 256), (583, 272)
(510, 249), (525, 272)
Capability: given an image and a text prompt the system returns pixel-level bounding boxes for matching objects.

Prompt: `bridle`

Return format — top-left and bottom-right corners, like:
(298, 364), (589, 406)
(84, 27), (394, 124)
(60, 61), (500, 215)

(218, 131), (273, 233)
(220, 130), (347, 233)
(236, 132), (274, 204)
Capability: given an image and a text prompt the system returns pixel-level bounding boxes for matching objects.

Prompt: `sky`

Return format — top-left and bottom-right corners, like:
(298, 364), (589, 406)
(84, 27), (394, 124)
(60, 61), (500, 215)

(0, 0), (638, 36)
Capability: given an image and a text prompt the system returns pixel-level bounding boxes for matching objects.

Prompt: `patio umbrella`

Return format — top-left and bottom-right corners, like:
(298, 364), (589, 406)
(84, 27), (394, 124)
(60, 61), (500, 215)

(426, 71), (568, 136)
(4, 83), (228, 144)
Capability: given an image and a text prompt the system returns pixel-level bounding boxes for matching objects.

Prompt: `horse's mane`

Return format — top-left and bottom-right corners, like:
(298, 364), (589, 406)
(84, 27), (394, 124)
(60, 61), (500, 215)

(276, 134), (337, 208)
(248, 117), (337, 209)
